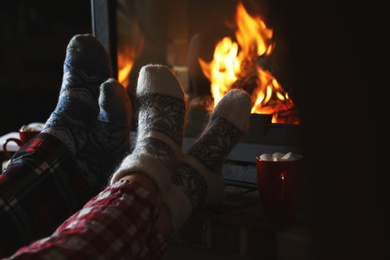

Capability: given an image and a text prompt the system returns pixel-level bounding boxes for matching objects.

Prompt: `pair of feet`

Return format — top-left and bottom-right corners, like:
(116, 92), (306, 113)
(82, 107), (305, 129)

(43, 34), (252, 231)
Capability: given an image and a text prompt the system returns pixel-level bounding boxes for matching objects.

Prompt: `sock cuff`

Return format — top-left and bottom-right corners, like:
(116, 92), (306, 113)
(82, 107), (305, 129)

(164, 184), (193, 232)
(111, 153), (171, 197)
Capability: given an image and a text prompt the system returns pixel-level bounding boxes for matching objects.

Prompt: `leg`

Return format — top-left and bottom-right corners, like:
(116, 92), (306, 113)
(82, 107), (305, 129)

(0, 134), (90, 257)
(8, 178), (167, 259)
(42, 34), (132, 192)
(4, 64), (186, 259)
(0, 34), (131, 257)
(3, 68), (250, 259)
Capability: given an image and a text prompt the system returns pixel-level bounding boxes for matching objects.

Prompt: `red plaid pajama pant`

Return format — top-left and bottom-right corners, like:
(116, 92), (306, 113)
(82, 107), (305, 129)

(0, 134), (166, 259)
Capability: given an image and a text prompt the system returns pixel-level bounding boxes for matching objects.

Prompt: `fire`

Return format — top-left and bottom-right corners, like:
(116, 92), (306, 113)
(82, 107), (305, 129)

(235, 2), (273, 58)
(199, 2), (298, 124)
(118, 46), (135, 89)
(198, 37), (240, 105)
(117, 16), (144, 89)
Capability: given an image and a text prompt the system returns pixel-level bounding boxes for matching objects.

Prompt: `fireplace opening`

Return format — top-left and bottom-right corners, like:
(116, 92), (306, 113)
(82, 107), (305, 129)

(93, 0), (300, 121)
(91, 0), (302, 187)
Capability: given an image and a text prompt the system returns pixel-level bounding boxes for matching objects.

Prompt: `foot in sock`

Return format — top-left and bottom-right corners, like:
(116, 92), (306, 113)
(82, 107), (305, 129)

(165, 89), (251, 230)
(43, 34), (132, 192)
(111, 65), (187, 198)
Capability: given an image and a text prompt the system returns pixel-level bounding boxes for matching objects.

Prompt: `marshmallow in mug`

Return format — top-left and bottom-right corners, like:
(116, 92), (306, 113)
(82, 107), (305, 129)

(20, 124), (43, 132)
(259, 152), (302, 161)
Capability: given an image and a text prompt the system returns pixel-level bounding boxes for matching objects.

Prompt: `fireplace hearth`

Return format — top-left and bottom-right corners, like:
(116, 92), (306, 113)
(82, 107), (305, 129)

(183, 109), (300, 187)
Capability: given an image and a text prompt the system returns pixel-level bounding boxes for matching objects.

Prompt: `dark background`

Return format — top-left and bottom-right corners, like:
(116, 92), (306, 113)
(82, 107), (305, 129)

(278, 0), (389, 259)
(0, 0), (91, 135)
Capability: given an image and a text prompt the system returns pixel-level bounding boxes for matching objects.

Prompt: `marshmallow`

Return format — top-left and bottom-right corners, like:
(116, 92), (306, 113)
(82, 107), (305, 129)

(272, 152), (285, 161)
(259, 153), (272, 161)
(20, 123), (44, 132)
(281, 152), (302, 161)
(259, 152), (302, 161)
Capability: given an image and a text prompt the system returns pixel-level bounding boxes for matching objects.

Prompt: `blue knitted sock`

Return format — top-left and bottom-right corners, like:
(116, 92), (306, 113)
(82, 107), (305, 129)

(43, 34), (132, 192)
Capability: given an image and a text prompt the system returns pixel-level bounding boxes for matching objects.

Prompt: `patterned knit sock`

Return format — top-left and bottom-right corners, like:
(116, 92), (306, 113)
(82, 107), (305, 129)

(165, 89), (251, 230)
(43, 34), (132, 192)
(111, 65), (187, 198)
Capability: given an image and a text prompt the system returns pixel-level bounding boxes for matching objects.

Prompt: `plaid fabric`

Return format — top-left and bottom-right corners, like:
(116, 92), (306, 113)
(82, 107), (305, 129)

(7, 180), (167, 260)
(0, 133), (91, 258)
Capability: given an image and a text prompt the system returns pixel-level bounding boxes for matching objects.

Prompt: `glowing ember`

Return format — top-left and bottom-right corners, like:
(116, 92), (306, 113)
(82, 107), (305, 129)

(199, 2), (299, 124)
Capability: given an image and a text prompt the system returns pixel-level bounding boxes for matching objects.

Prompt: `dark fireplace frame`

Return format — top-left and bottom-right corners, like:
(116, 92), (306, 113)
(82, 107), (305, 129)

(91, 0), (118, 76)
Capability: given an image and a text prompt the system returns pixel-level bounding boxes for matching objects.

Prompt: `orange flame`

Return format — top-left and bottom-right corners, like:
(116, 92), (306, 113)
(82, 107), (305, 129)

(199, 2), (298, 124)
(117, 18), (144, 89)
(118, 46), (135, 89)
(198, 37), (240, 105)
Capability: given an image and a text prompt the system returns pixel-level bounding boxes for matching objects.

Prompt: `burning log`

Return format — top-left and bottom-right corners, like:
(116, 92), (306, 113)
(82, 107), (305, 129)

(272, 107), (300, 125)
(187, 1), (299, 125)
(188, 29), (234, 98)
(231, 57), (259, 96)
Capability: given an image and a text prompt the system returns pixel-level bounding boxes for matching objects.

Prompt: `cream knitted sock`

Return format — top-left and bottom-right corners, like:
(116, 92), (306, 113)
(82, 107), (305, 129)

(165, 89), (251, 230)
(111, 65), (187, 197)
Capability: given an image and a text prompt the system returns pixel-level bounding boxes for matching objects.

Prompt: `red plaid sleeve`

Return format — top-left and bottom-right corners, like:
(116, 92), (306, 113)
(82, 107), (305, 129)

(0, 133), (91, 257)
(7, 180), (167, 260)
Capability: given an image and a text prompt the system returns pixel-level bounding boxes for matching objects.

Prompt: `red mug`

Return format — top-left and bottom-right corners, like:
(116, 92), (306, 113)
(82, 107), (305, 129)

(3, 129), (40, 159)
(256, 154), (303, 222)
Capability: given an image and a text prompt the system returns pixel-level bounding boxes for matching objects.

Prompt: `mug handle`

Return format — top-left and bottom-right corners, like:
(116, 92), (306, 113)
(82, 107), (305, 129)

(3, 138), (23, 159)
(279, 172), (287, 205)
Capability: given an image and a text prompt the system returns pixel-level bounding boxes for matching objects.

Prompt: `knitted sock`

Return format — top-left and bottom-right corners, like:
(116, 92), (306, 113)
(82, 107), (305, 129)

(165, 89), (251, 230)
(43, 34), (132, 192)
(111, 65), (187, 198)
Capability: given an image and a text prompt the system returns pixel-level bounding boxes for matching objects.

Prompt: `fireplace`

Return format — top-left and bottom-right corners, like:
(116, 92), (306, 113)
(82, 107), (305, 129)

(91, 0), (302, 188)
(90, 0), (387, 258)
